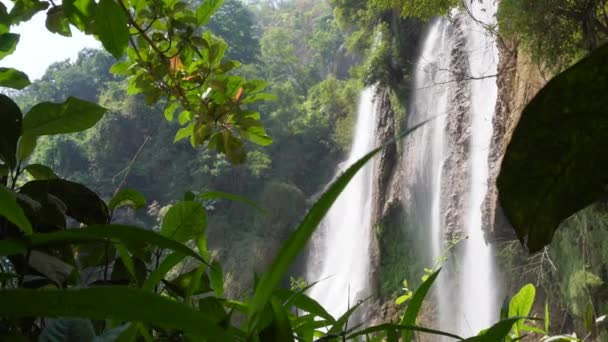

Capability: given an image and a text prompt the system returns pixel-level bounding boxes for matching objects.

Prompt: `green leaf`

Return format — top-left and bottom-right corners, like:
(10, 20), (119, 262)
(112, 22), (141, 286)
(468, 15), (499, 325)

(174, 123), (194, 143)
(164, 266), (211, 298)
(275, 289), (334, 323)
(0, 186), (32, 235)
(400, 269), (441, 342)
(0, 3), (9, 35)
(259, 297), (294, 342)
(0, 33), (19, 60)
(23, 97), (107, 137)
(0, 224), (205, 264)
(9, 0), (49, 25)
(142, 252), (186, 291)
(198, 191), (266, 213)
(209, 259), (223, 297)
(345, 324), (464, 341)
(17, 134), (37, 161)
(244, 125), (272, 146)
(161, 201), (207, 243)
(0, 68), (30, 89)
(196, 0), (224, 26)
(164, 101), (179, 121)
(109, 60), (132, 75)
(508, 284), (535, 336)
(45, 6), (72, 37)
(24, 164), (58, 180)
(63, 0), (96, 32)
(20, 179), (109, 225)
(544, 300), (550, 333)
(94, 0), (129, 58)
(0, 287), (229, 339)
(248, 120), (428, 327)
(497, 43), (608, 252)
(109, 188), (146, 213)
(327, 300), (364, 335)
(0, 94), (22, 168)
(463, 317), (523, 341)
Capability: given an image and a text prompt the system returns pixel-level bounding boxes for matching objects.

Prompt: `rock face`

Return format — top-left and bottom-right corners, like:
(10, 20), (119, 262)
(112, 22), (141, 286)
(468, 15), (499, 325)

(440, 16), (472, 240)
(483, 39), (549, 242)
(368, 87), (401, 299)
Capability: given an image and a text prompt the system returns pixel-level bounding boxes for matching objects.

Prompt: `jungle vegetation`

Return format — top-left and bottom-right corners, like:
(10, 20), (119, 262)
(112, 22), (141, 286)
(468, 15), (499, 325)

(0, 0), (606, 341)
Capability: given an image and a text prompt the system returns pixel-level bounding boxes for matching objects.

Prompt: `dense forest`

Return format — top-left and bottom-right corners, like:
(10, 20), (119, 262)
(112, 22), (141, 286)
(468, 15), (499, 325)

(0, 0), (607, 341)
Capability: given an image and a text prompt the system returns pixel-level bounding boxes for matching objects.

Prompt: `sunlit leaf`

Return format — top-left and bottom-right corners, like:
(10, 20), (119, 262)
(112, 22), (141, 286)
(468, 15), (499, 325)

(161, 201), (207, 242)
(196, 0), (224, 26)
(0, 186), (32, 235)
(95, 0), (129, 58)
(0, 68), (30, 89)
(23, 97), (107, 137)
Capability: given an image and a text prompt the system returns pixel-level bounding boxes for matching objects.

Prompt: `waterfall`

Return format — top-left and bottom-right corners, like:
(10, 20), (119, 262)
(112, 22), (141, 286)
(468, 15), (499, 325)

(307, 87), (377, 318)
(403, 1), (500, 336)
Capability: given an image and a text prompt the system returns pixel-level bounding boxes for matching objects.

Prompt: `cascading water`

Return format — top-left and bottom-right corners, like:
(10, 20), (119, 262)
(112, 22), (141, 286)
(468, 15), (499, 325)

(403, 0), (500, 336)
(307, 87), (377, 318)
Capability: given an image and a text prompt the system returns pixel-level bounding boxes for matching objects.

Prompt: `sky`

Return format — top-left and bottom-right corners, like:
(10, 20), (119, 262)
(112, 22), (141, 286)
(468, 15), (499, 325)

(0, 0), (100, 81)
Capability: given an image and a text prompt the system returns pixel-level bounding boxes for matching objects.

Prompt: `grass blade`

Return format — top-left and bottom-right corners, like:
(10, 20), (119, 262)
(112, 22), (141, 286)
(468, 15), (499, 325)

(401, 268), (441, 341)
(249, 120), (430, 330)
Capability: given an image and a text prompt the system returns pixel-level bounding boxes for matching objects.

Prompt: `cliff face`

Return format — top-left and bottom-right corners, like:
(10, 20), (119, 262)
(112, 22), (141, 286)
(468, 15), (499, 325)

(484, 39), (548, 241)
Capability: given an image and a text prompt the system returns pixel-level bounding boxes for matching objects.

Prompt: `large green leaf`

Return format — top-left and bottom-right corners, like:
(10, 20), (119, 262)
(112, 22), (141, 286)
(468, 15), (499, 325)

(161, 201), (207, 243)
(20, 179), (109, 225)
(508, 284), (535, 336)
(0, 33), (18, 60)
(23, 97), (107, 137)
(24, 164), (58, 180)
(248, 121), (427, 327)
(0, 287), (229, 339)
(45, 6), (72, 37)
(400, 269), (440, 341)
(0, 68), (30, 89)
(0, 94), (22, 167)
(196, 0), (224, 26)
(95, 0), (129, 58)
(0, 186), (32, 235)
(497, 43), (608, 252)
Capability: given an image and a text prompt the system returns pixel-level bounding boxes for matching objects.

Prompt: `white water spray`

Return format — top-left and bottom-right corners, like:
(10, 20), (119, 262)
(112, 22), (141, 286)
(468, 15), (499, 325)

(458, 1), (500, 334)
(307, 87), (377, 318)
(404, 1), (500, 336)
